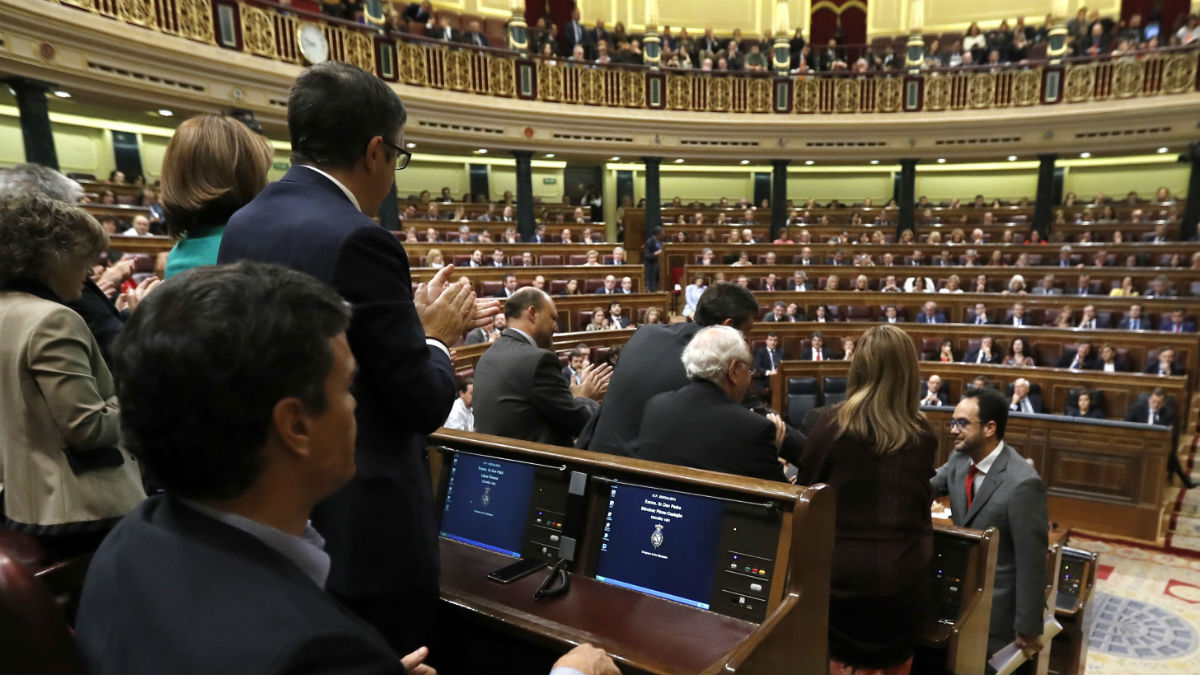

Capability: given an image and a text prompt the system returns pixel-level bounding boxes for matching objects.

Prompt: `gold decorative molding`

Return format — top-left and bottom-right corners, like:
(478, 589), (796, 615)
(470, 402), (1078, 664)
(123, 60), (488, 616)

(834, 78), (859, 113)
(1162, 53), (1197, 94)
(709, 76), (731, 112)
(1064, 63), (1097, 103)
(876, 76), (902, 112)
(488, 56), (514, 98)
(621, 70), (645, 108)
(239, 4), (276, 59)
(967, 72), (995, 109)
(177, 0), (213, 43)
(117, 0), (153, 26)
(1011, 69), (1041, 106)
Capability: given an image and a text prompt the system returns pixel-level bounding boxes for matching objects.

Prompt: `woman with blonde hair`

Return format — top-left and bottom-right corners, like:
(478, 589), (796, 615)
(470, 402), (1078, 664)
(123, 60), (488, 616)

(162, 114), (274, 277)
(426, 248), (445, 268)
(798, 324), (935, 674)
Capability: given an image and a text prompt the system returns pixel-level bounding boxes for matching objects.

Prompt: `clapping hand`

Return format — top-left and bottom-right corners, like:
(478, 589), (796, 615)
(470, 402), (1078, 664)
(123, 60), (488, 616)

(571, 362), (613, 401)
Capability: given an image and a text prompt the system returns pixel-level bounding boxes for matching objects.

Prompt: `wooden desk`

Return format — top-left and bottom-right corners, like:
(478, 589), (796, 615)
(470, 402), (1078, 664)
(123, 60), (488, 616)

(917, 525), (999, 675)
(428, 431), (836, 674)
(81, 203), (152, 222)
(413, 264), (645, 296)
(660, 221), (1162, 245)
(399, 221), (603, 244)
(107, 235), (172, 255)
(402, 241), (639, 266)
(1049, 543), (1099, 675)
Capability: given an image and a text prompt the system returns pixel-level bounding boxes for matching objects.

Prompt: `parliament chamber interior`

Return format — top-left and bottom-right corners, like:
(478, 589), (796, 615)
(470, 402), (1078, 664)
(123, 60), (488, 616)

(3, 0), (1200, 673)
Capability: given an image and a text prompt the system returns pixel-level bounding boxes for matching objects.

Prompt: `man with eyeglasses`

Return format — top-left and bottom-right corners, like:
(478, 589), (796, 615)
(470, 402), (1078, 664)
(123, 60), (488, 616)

(932, 388), (1049, 670)
(218, 61), (498, 654)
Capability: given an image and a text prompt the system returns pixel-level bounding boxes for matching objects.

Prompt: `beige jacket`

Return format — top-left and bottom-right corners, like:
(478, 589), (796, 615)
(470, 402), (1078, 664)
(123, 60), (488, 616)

(0, 290), (144, 527)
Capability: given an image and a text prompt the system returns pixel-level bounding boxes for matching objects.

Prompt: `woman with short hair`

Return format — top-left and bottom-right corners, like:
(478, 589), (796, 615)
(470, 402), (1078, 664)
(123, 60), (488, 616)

(798, 325), (935, 674)
(161, 114), (274, 278)
(0, 195), (146, 559)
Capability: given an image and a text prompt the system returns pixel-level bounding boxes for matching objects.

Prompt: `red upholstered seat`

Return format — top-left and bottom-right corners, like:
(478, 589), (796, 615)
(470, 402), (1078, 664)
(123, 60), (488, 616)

(539, 254), (562, 266)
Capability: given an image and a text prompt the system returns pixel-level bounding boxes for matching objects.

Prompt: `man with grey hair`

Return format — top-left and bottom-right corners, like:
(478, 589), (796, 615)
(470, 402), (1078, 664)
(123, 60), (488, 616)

(1009, 377), (1043, 414)
(0, 163), (85, 202)
(633, 325), (800, 481)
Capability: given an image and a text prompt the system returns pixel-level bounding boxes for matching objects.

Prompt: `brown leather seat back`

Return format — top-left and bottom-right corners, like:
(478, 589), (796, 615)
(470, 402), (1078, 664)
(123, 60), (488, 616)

(0, 545), (85, 674)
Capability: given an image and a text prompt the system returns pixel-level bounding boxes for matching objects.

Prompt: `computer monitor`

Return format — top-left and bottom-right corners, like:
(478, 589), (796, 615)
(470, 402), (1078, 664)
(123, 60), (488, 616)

(592, 481), (781, 622)
(440, 452), (570, 561)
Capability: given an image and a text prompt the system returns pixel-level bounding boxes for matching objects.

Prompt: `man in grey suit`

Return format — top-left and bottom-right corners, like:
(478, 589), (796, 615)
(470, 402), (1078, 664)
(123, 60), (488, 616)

(473, 288), (611, 446)
(932, 387), (1049, 666)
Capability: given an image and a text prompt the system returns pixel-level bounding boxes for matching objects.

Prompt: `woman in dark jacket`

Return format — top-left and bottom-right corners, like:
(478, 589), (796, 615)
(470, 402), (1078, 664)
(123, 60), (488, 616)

(797, 324), (936, 674)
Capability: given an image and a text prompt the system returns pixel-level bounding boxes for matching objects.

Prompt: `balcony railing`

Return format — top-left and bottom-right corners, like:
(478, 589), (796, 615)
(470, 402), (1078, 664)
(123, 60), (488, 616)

(52, 0), (1200, 115)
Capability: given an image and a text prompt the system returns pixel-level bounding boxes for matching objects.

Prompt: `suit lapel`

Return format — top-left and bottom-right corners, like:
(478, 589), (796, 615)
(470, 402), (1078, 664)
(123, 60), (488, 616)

(963, 444), (1010, 526)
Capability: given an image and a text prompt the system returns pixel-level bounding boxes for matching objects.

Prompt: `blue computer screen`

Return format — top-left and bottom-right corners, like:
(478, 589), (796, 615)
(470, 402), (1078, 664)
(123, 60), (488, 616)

(594, 483), (726, 610)
(440, 453), (536, 557)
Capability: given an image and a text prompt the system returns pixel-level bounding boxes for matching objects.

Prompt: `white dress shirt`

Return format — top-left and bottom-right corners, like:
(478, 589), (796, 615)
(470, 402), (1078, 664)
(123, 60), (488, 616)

(970, 442), (1005, 496)
(443, 398), (474, 431)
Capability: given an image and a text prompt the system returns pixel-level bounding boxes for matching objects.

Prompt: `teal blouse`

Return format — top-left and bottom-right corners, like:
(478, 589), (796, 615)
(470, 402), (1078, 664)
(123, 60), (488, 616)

(164, 225), (225, 279)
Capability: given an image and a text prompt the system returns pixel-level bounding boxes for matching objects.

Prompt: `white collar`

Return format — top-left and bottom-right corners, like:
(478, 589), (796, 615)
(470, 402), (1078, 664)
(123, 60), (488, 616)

(299, 165), (361, 212)
(972, 442), (1004, 475)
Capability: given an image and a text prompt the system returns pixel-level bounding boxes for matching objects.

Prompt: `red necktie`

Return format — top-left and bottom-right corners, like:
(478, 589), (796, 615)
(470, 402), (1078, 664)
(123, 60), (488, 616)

(815, 350), (822, 361)
(965, 465), (979, 509)
(1175, 325), (1182, 333)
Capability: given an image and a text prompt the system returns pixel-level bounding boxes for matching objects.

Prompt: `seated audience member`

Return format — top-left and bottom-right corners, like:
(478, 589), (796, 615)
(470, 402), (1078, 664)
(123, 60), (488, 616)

(938, 339), (955, 363)
(968, 302), (990, 326)
(608, 301), (631, 328)
(1076, 305), (1098, 329)
(1125, 387), (1193, 488)
(1009, 377), (1043, 414)
(1067, 390), (1104, 419)
(804, 332), (832, 360)
(763, 300), (793, 322)
(490, 249), (506, 267)
(798, 325), (935, 674)
(916, 301), (944, 323)
(683, 275), (707, 318)
(753, 332), (786, 393)
(78, 263), (614, 675)
(881, 304), (903, 324)
(620, 277), (633, 294)
(1051, 306), (1074, 329)
(561, 346), (589, 385)
(595, 275), (618, 294)
(1160, 308), (1196, 333)
(157, 115), (274, 277)
(122, 215), (153, 237)
(0, 195), (147, 560)
(1002, 337), (1035, 367)
(444, 378), (475, 431)
(1144, 275), (1177, 298)
(473, 288), (611, 445)
(1118, 304), (1146, 331)
(585, 306), (609, 331)
(789, 269), (810, 291)
(579, 283), (760, 456)
(426, 248), (445, 268)
(921, 374), (950, 407)
(940, 275), (963, 294)
(609, 246), (627, 265)
(1057, 342), (1096, 370)
(635, 326), (801, 481)
(1006, 303), (1028, 327)
(841, 337), (855, 360)
(1147, 347), (1184, 376)
(812, 305), (830, 323)
(963, 336), (1001, 365)
(493, 273), (519, 298)
(642, 307), (664, 325)
(562, 279), (582, 295)
(1095, 344), (1123, 372)
(465, 313), (505, 345)
(880, 275), (901, 293)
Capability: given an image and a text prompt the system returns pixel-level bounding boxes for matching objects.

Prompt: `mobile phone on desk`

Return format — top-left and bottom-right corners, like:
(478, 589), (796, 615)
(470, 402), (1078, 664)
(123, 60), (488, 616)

(487, 558), (547, 584)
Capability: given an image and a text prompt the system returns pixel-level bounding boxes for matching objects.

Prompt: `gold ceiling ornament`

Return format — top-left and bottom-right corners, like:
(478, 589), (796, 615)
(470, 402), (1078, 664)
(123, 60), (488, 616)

(1063, 63), (1097, 102)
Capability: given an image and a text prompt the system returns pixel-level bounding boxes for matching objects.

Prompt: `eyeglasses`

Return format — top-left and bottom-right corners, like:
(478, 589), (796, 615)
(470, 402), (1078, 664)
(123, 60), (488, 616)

(382, 140), (412, 171)
(948, 418), (978, 430)
(738, 361), (760, 377)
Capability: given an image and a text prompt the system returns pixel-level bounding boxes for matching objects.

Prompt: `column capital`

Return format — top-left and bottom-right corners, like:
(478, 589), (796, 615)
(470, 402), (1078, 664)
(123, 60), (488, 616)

(899, 157), (920, 167)
(641, 156), (662, 166)
(511, 149), (534, 160)
(771, 158), (791, 167)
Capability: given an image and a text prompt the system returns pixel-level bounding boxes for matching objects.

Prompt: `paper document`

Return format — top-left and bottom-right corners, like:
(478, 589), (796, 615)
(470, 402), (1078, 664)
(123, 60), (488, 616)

(987, 616), (1063, 675)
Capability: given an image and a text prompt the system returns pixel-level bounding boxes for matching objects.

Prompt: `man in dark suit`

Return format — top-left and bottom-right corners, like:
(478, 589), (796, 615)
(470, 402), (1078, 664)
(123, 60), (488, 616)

(752, 332), (785, 393)
(562, 7), (585, 56)
(1005, 302), (1028, 327)
(963, 336), (1002, 365)
(1125, 388), (1193, 488)
(763, 300), (792, 322)
(1160, 309), (1197, 333)
(465, 313), (504, 345)
(401, 0), (432, 24)
(635, 326), (798, 481)
(1117, 304), (1146, 330)
(608, 301), (631, 328)
(493, 272), (518, 298)
(1146, 348), (1185, 376)
(880, 304), (904, 324)
(916, 300), (945, 324)
(460, 19), (489, 47)
(1055, 343), (1096, 370)
(595, 274), (618, 294)
(77, 262), (416, 674)
(561, 346), (587, 386)
(932, 388), (1049, 664)
(801, 332), (831, 360)
(585, 19), (611, 57)
(1008, 378), (1044, 414)
(432, 15), (460, 41)
(920, 374), (951, 407)
(474, 288), (611, 446)
(578, 283), (760, 456)
(217, 62), (493, 653)
(787, 269), (810, 291)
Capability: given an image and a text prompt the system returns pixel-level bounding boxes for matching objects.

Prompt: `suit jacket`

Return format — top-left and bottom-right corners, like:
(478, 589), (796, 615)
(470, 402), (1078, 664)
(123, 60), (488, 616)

(915, 313), (945, 324)
(1125, 401), (1175, 426)
(1010, 394), (1044, 414)
(753, 346), (786, 374)
(473, 329), (598, 446)
(931, 444), (1049, 643)
(609, 315), (631, 329)
(1055, 350), (1096, 370)
(463, 326), (492, 345)
(218, 167), (452, 627)
(77, 496), (401, 675)
(1067, 406), (1104, 419)
(1117, 317), (1148, 330)
(578, 322), (699, 456)
(963, 349), (1002, 365)
(0, 287), (145, 527)
(762, 312), (793, 322)
(635, 380), (790, 482)
(1159, 319), (1196, 333)
(64, 278), (127, 367)
(1145, 361), (1185, 376)
(919, 386), (951, 406)
(802, 347), (831, 361)
(459, 31), (489, 47)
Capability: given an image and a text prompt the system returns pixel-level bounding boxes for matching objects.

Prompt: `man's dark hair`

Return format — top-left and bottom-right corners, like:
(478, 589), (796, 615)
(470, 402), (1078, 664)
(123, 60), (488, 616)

(962, 386), (1009, 440)
(1151, 386), (1166, 397)
(288, 61), (407, 170)
(773, 301), (786, 309)
(693, 282), (758, 328)
(457, 377), (473, 394)
(113, 262), (351, 500)
(502, 272), (516, 282)
(504, 286), (547, 319)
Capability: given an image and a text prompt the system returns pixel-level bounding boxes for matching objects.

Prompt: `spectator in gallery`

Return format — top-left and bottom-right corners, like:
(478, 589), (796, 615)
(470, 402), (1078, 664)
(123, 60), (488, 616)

(940, 275), (963, 294)
(1095, 344), (1123, 372)
(841, 337), (855, 360)
(443, 378), (475, 431)
(1066, 390), (1104, 419)
(426, 248), (445, 269)
(1002, 337), (1035, 367)
(963, 336), (1001, 365)
(797, 324), (936, 674)
(763, 300), (793, 323)
(1160, 308), (1196, 333)
(562, 279), (581, 296)
(1057, 342), (1096, 370)
(1109, 276), (1139, 297)
(921, 374), (950, 407)
(881, 304), (902, 324)
(1147, 348), (1184, 377)
(938, 339), (956, 363)
(585, 306), (609, 331)
(813, 305), (830, 323)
